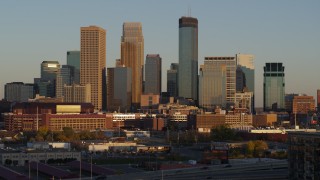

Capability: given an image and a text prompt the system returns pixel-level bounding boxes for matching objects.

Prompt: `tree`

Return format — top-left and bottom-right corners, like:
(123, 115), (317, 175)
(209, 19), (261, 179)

(246, 141), (255, 156)
(35, 127), (49, 141)
(254, 140), (268, 157)
(79, 130), (92, 140)
(211, 125), (236, 141)
(246, 140), (268, 157)
(47, 158), (55, 164)
(56, 132), (68, 142)
(12, 160), (18, 166)
(63, 127), (75, 139)
(5, 159), (12, 166)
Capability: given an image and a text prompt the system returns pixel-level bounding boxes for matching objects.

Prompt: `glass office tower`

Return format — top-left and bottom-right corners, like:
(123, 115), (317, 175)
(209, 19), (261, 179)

(145, 54), (162, 95)
(167, 63), (179, 97)
(67, 51), (80, 84)
(263, 62), (285, 111)
(178, 16), (198, 101)
(199, 57), (236, 109)
(236, 54), (255, 113)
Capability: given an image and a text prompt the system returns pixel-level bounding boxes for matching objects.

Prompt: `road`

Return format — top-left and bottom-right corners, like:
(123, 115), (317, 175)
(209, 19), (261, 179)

(107, 160), (288, 180)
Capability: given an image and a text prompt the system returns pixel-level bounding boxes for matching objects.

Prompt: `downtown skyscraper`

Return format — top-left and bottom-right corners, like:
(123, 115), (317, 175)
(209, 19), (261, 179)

(199, 57), (236, 109)
(236, 54), (255, 93)
(178, 16), (198, 101)
(236, 53), (255, 112)
(37, 61), (60, 98)
(167, 63), (179, 97)
(263, 62), (285, 111)
(67, 50), (80, 84)
(145, 54), (162, 95)
(80, 26), (106, 111)
(121, 22), (144, 109)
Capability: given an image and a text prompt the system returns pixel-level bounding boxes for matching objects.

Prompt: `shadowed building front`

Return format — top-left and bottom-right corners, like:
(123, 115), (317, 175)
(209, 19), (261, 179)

(263, 62), (285, 111)
(144, 54), (162, 95)
(178, 16), (198, 101)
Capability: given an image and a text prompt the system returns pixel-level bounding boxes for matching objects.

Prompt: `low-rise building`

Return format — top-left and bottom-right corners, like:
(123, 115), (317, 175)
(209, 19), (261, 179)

(0, 149), (80, 166)
(195, 114), (225, 133)
(225, 113), (252, 126)
(111, 113), (165, 131)
(292, 95), (315, 114)
(253, 113), (277, 127)
(288, 131), (320, 180)
(141, 94), (160, 110)
(170, 112), (188, 129)
(4, 113), (112, 131)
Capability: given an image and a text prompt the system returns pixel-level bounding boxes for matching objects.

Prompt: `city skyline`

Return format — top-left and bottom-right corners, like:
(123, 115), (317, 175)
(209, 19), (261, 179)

(0, 1), (320, 107)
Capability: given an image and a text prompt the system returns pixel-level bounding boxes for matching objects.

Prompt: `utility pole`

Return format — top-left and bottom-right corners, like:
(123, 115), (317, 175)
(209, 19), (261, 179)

(37, 162), (38, 180)
(80, 156), (82, 180)
(29, 162), (30, 179)
(36, 106), (39, 131)
(90, 154), (92, 180)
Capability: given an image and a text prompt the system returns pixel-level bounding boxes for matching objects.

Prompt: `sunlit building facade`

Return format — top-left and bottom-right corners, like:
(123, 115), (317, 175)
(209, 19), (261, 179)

(199, 57), (236, 109)
(64, 84), (91, 103)
(121, 22), (144, 109)
(236, 54), (255, 112)
(80, 26), (106, 111)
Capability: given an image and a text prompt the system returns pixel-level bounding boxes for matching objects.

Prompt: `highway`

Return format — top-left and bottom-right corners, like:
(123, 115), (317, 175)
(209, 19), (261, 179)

(107, 160), (288, 180)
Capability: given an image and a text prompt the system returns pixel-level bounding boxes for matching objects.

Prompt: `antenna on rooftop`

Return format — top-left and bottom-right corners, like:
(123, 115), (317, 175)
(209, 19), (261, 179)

(187, 6), (192, 17)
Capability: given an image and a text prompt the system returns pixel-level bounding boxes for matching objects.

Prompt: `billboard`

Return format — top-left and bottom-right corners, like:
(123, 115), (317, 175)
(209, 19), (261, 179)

(56, 105), (81, 113)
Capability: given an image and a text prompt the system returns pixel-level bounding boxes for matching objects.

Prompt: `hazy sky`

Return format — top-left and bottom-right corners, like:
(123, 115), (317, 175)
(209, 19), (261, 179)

(0, 0), (319, 107)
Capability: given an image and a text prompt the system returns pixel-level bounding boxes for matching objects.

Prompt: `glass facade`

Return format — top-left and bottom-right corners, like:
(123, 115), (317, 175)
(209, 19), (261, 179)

(199, 57), (236, 109)
(263, 62), (285, 111)
(145, 54), (162, 95)
(40, 61), (60, 98)
(107, 67), (132, 112)
(178, 17), (198, 100)
(56, 65), (75, 98)
(236, 54), (255, 112)
(67, 51), (80, 84)
(167, 63), (179, 97)
(4, 82), (34, 102)
(41, 61), (60, 82)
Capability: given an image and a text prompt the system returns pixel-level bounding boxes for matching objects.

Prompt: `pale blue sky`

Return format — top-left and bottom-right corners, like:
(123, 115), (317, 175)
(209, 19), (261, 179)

(0, 0), (319, 107)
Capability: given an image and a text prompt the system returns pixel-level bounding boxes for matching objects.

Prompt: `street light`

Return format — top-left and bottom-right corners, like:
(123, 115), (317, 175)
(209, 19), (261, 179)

(90, 154), (93, 180)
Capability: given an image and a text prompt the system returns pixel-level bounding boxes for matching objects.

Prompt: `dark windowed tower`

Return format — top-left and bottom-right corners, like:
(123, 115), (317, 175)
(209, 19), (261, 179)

(178, 16), (198, 101)
(263, 62), (285, 111)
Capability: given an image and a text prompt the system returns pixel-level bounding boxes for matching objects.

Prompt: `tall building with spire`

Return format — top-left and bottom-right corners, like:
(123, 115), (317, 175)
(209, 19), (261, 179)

(120, 22), (144, 109)
(80, 26), (106, 111)
(178, 16), (198, 101)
